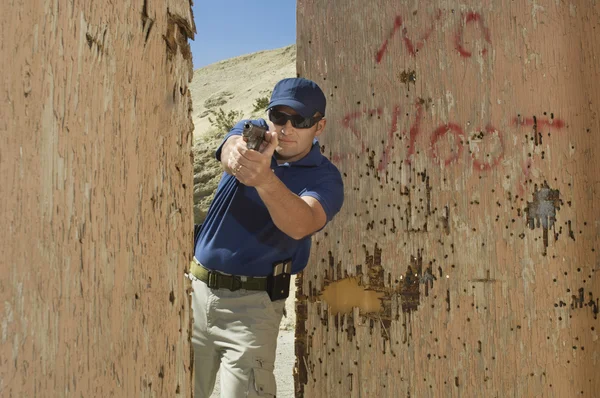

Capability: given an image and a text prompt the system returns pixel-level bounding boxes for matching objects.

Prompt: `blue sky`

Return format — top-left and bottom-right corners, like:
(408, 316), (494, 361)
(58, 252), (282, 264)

(190, 1), (297, 69)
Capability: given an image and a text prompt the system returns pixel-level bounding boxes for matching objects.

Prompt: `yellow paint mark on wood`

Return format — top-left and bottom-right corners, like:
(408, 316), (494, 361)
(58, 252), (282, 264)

(320, 277), (384, 315)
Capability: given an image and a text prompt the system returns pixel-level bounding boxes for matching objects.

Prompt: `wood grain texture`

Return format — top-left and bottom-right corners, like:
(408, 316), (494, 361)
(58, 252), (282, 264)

(1, 0), (195, 396)
(295, 1), (600, 397)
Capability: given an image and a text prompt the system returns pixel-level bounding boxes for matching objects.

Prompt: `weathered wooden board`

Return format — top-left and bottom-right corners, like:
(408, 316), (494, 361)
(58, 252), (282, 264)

(295, 1), (600, 397)
(1, 0), (195, 396)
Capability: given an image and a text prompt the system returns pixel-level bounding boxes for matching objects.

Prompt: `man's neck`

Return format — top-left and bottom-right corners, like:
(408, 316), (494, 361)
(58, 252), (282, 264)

(275, 146), (312, 165)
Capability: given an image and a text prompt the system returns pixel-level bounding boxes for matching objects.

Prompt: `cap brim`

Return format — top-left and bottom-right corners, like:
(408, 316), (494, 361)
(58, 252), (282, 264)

(267, 99), (313, 119)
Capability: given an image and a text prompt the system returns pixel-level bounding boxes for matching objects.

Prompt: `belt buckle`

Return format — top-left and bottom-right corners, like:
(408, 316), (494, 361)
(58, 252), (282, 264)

(207, 272), (219, 289)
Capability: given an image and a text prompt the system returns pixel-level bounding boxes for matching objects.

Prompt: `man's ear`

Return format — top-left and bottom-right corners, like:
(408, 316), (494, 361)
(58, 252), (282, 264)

(314, 118), (327, 137)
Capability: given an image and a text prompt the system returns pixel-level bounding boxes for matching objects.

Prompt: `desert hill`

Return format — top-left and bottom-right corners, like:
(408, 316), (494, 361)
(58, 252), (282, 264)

(191, 44), (296, 139)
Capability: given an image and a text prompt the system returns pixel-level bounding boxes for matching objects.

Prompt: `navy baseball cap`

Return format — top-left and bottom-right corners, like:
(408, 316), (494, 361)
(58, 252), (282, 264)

(268, 78), (326, 118)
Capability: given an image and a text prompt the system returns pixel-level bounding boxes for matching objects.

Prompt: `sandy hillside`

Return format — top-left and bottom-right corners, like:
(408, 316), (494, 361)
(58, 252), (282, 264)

(190, 45), (296, 138)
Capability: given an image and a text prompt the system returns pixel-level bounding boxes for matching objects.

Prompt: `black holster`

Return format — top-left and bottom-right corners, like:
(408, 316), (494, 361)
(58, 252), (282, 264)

(266, 260), (292, 301)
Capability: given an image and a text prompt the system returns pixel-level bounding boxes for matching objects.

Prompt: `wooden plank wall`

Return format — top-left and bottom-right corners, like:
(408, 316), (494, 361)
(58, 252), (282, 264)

(295, 1), (600, 397)
(0, 0), (195, 396)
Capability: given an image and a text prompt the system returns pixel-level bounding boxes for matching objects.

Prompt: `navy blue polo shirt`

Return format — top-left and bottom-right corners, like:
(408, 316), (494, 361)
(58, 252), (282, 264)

(194, 119), (344, 276)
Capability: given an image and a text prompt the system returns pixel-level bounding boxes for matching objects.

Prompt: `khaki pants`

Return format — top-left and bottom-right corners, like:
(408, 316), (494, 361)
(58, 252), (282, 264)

(190, 277), (285, 397)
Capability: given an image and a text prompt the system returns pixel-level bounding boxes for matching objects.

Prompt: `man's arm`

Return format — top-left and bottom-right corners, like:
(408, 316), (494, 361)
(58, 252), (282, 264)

(255, 173), (327, 240)
(222, 130), (328, 240)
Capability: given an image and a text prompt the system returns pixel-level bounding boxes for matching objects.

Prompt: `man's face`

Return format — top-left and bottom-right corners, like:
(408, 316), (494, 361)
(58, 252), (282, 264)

(268, 105), (326, 163)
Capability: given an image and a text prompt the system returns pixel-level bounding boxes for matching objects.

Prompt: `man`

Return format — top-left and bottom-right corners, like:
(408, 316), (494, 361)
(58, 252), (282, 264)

(190, 77), (344, 397)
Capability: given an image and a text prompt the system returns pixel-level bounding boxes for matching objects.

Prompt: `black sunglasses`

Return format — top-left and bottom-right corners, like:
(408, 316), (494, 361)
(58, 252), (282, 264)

(268, 109), (323, 129)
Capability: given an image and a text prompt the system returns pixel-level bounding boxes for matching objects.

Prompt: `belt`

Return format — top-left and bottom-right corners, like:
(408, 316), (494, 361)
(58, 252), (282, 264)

(189, 259), (267, 291)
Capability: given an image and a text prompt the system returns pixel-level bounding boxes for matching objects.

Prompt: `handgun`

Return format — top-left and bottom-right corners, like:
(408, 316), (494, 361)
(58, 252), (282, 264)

(242, 122), (267, 151)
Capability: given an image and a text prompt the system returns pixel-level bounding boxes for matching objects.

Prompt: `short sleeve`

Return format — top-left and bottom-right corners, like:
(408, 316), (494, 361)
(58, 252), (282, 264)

(301, 166), (344, 224)
(215, 119), (269, 161)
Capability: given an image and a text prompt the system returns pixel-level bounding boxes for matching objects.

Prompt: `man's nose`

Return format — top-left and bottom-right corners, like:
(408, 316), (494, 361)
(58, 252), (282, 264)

(280, 120), (293, 134)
